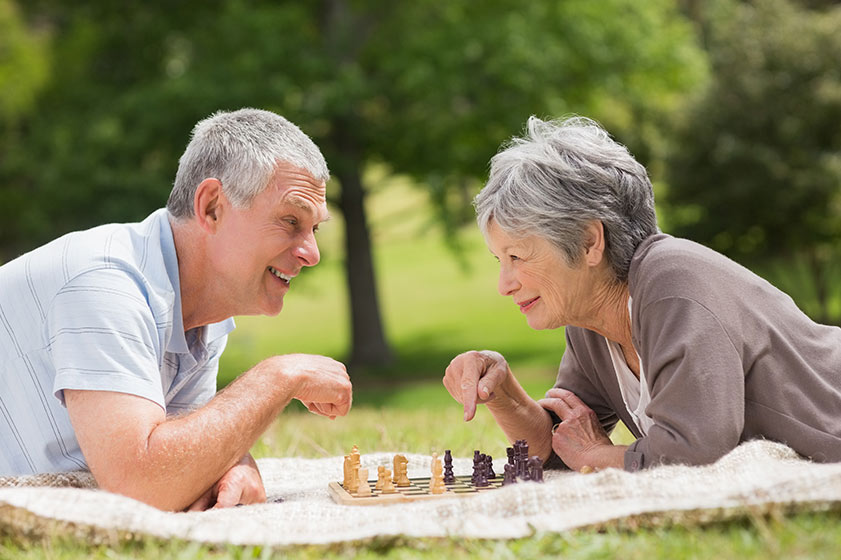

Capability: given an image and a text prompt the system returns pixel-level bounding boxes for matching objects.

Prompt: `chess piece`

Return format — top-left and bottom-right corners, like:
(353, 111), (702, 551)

(471, 450), (483, 484)
(345, 457), (360, 494)
(342, 454), (351, 488)
(485, 454), (495, 479)
(381, 468), (397, 494)
(376, 465), (387, 490)
(528, 456), (544, 483)
(430, 452), (446, 494)
(393, 454), (410, 487)
(443, 449), (455, 484)
(506, 447), (515, 468)
(351, 445), (361, 470)
(503, 462), (517, 486)
(356, 468), (372, 497)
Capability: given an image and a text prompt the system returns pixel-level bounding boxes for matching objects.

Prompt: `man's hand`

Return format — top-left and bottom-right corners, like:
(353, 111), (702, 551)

(187, 453), (265, 511)
(539, 388), (624, 471)
(443, 350), (512, 421)
(270, 354), (353, 419)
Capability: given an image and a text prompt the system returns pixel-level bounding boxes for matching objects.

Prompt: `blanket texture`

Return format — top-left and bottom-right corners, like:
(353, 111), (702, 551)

(1, 440), (840, 547)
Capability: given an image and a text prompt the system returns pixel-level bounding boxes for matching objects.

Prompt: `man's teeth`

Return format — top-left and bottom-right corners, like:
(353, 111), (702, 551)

(268, 267), (292, 282)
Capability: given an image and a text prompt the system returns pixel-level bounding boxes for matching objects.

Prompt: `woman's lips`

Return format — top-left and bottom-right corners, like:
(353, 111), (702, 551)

(518, 297), (539, 313)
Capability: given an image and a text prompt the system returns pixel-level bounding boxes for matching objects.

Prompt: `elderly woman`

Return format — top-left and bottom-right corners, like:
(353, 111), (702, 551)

(444, 116), (841, 472)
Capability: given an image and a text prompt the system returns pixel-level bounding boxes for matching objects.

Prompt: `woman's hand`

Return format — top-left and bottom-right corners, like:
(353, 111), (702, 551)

(443, 350), (513, 421)
(539, 388), (624, 471)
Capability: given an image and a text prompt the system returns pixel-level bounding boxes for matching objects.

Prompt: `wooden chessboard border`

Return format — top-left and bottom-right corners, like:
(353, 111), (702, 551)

(328, 474), (506, 506)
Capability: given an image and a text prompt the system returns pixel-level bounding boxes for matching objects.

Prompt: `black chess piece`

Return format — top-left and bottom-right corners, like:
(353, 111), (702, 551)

(503, 463), (517, 486)
(443, 449), (455, 484)
(485, 454), (495, 479)
(472, 450), (482, 484)
(528, 456), (544, 483)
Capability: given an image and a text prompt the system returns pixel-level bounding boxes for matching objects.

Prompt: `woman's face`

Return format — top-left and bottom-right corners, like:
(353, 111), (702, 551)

(485, 220), (592, 330)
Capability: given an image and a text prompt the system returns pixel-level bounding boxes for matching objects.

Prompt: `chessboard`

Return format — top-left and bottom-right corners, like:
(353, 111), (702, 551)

(328, 473), (506, 506)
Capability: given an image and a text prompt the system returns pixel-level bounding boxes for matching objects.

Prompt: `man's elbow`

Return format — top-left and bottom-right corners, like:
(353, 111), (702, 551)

(92, 462), (202, 511)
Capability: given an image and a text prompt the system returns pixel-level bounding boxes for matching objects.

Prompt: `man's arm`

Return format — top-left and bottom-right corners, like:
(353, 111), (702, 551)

(65, 353), (351, 511)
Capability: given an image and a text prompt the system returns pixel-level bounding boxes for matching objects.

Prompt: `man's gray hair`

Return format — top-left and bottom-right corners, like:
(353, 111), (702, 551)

(167, 108), (329, 218)
(475, 116), (658, 282)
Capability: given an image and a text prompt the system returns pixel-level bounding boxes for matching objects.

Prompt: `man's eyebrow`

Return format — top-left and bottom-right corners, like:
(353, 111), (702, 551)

(284, 199), (331, 223)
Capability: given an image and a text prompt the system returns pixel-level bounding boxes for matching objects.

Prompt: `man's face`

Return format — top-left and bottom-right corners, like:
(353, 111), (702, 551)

(210, 163), (328, 317)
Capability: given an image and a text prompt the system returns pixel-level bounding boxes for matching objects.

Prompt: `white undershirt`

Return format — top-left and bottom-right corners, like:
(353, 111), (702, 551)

(604, 297), (655, 436)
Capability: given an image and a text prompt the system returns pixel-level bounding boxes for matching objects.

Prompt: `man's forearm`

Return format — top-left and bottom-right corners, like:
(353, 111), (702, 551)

(69, 358), (302, 511)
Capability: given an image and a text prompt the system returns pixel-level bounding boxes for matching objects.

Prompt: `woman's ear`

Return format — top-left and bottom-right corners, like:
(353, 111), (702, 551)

(583, 221), (605, 267)
(193, 178), (224, 234)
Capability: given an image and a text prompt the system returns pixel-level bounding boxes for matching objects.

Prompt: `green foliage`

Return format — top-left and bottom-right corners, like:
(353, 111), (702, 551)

(664, 0), (841, 322)
(0, 0), (705, 257)
(665, 0), (841, 259)
(0, 0), (49, 121)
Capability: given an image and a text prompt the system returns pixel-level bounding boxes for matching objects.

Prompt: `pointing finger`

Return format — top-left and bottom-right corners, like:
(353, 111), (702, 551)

(460, 359), (483, 422)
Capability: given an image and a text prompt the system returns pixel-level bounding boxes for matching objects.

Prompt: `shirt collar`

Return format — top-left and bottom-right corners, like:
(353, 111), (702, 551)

(156, 209), (235, 355)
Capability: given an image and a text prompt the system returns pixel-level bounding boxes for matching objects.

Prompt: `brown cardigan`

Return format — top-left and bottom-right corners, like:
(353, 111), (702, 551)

(551, 234), (841, 471)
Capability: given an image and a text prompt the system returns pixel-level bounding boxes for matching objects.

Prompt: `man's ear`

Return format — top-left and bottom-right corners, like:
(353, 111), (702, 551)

(193, 178), (224, 234)
(583, 220), (605, 267)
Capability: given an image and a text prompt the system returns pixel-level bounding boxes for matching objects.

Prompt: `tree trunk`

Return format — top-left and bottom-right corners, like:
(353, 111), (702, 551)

(335, 158), (394, 369)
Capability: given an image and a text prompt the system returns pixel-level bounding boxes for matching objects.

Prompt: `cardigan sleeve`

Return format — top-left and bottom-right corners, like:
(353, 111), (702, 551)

(625, 296), (745, 470)
(544, 329), (622, 470)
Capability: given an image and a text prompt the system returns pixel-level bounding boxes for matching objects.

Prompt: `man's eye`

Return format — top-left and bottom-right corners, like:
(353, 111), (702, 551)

(510, 255), (520, 261)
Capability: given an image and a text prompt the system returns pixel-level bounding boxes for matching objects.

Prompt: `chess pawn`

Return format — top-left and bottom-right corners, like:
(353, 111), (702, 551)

(503, 463), (517, 486)
(381, 468), (397, 494)
(357, 468), (372, 497)
(528, 456), (544, 483)
(376, 465), (386, 490)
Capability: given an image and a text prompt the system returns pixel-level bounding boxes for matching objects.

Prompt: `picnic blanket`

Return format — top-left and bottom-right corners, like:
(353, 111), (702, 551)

(1, 440), (840, 547)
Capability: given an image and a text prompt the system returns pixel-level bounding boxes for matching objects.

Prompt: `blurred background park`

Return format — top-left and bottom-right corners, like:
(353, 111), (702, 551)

(2, 0), (841, 409)
(3, 2), (841, 555)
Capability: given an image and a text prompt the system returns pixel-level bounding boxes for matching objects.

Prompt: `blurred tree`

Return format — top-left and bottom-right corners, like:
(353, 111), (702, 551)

(665, 0), (841, 322)
(0, 0), (705, 367)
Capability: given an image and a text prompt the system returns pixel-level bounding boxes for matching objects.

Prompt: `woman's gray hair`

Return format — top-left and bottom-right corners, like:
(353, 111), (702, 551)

(475, 116), (658, 282)
(167, 108), (329, 219)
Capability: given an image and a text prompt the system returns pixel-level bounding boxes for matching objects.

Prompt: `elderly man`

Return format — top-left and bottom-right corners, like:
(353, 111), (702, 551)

(0, 108), (353, 511)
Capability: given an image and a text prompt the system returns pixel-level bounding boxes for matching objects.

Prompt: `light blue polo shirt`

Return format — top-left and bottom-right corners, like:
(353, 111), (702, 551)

(0, 208), (235, 475)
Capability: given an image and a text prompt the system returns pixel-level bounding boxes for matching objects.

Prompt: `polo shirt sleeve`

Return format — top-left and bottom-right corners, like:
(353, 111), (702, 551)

(625, 296), (745, 470)
(48, 268), (167, 410)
